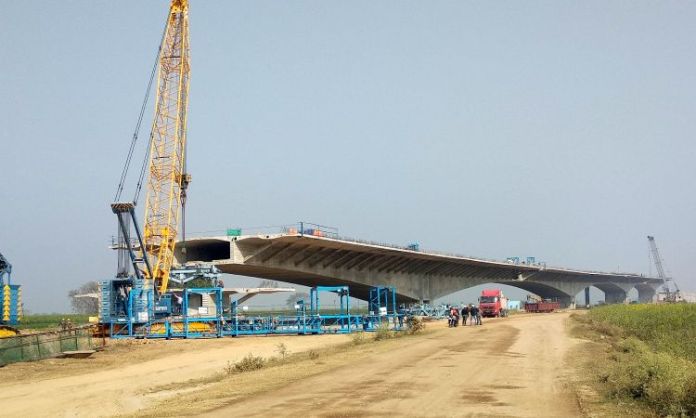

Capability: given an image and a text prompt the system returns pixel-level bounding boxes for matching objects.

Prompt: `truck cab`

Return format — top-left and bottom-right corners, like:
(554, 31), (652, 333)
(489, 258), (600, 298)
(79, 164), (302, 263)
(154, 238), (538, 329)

(479, 289), (508, 318)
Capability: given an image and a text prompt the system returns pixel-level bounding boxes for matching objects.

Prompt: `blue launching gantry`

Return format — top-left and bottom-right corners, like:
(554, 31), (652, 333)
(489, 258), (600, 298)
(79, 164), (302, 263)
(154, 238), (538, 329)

(102, 277), (406, 339)
(226, 285), (357, 336)
(225, 285), (404, 337)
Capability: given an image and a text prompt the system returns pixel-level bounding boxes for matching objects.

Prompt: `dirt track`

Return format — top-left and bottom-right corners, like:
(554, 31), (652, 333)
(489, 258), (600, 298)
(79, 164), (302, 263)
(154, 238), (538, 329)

(0, 334), (351, 417)
(1, 313), (581, 417)
(204, 313), (581, 417)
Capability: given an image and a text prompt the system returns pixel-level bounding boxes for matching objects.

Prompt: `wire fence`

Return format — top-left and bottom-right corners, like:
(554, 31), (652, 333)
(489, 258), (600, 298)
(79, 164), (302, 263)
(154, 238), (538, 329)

(0, 326), (103, 366)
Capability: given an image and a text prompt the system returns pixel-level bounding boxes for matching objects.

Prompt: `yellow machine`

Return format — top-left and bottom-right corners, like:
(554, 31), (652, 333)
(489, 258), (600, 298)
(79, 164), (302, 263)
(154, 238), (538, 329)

(111, 0), (191, 295)
(0, 251), (21, 338)
(101, 0), (200, 337)
(142, 0), (191, 295)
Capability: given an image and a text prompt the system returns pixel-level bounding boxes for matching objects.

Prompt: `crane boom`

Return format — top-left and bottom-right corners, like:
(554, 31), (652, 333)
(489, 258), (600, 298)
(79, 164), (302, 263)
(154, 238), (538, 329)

(647, 235), (681, 302)
(647, 235), (667, 280)
(142, 0), (191, 295)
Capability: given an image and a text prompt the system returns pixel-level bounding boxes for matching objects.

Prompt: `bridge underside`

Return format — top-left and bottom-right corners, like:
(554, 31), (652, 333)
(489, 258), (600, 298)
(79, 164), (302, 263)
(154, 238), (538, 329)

(177, 234), (663, 306)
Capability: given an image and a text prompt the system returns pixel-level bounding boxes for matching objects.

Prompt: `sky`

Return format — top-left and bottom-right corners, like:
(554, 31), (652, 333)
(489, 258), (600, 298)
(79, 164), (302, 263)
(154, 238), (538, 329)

(1, 1), (695, 313)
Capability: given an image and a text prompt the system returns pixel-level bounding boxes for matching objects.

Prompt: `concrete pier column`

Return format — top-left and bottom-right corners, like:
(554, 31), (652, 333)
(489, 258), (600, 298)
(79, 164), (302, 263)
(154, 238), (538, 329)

(636, 285), (657, 303)
(584, 287), (591, 307)
(559, 295), (576, 309)
(604, 290), (628, 304)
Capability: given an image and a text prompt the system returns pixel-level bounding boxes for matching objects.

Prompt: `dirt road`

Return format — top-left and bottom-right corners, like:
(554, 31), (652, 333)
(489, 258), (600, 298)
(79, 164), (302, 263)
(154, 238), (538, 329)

(203, 313), (581, 417)
(0, 334), (351, 417)
(1, 313), (581, 417)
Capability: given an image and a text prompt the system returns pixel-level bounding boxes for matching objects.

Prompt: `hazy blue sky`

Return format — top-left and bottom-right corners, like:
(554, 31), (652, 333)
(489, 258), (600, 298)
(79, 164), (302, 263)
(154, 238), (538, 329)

(1, 1), (694, 313)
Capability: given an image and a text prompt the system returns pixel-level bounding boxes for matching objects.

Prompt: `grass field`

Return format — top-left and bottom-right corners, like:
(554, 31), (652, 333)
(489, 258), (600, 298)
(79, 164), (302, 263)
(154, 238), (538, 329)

(17, 314), (91, 330)
(587, 303), (696, 361)
(576, 304), (696, 416)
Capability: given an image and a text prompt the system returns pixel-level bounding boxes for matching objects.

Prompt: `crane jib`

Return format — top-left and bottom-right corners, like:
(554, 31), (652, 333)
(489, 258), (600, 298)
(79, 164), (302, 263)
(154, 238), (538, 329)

(111, 0), (190, 296)
(141, 0), (190, 295)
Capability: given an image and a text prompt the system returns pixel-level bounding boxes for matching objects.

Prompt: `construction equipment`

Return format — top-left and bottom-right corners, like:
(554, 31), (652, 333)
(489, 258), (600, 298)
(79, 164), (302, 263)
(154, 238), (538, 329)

(0, 251), (21, 337)
(104, 284), (404, 339)
(101, 0), (224, 336)
(647, 235), (682, 303)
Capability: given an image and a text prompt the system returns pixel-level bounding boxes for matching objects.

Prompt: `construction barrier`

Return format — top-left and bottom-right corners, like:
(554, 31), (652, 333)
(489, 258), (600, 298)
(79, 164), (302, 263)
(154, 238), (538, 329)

(0, 326), (101, 366)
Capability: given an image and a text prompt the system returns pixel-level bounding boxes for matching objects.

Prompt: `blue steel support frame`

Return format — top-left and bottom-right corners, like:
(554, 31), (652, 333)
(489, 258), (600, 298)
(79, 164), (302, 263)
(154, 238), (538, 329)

(368, 286), (402, 330)
(310, 286), (351, 333)
(107, 284), (405, 339)
(176, 287), (223, 338)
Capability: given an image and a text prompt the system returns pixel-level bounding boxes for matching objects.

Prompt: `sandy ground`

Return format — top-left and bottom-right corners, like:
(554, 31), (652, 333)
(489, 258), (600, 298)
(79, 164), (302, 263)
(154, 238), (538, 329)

(202, 313), (581, 417)
(0, 334), (351, 417)
(1, 313), (581, 417)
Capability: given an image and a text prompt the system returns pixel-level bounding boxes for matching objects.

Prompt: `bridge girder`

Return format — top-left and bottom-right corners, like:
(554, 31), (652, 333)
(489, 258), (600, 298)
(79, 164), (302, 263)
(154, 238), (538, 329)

(175, 235), (663, 305)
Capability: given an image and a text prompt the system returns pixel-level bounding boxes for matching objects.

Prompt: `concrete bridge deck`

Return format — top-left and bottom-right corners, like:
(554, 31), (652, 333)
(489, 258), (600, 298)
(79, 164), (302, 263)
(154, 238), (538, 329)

(176, 233), (663, 307)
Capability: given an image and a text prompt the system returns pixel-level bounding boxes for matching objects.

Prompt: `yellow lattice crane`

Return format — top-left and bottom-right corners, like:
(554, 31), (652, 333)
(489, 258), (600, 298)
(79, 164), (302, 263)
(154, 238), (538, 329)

(143, 0), (191, 294)
(112, 0), (191, 295)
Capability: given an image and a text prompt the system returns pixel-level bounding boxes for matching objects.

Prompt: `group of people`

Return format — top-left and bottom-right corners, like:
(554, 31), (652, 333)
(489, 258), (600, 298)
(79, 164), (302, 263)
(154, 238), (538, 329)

(447, 304), (482, 327)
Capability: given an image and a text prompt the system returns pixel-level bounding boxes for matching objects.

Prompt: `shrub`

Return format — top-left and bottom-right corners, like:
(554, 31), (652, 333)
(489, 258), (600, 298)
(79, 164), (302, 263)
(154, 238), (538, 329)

(684, 373), (696, 416)
(373, 322), (394, 341)
(275, 342), (289, 360)
(308, 350), (319, 360)
(351, 331), (366, 345)
(405, 316), (425, 334)
(234, 353), (265, 372)
(223, 361), (235, 375)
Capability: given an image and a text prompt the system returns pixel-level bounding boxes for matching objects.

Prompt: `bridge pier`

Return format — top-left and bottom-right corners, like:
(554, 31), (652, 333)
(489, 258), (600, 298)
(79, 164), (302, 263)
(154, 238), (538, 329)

(635, 284), (657, 303)
(604, 290), (628, 304)
(559, 295), (576, 309)
(584, 287), (591, 307)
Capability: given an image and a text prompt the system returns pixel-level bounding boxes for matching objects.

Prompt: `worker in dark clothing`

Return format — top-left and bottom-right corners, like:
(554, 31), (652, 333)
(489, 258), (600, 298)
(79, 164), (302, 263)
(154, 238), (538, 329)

(471, 304), (481, 325)
(461, 305), (469, 326)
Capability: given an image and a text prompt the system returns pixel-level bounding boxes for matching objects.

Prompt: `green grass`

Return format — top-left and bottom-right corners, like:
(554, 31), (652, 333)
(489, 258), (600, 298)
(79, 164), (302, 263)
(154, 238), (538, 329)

(17, 314), (91, 330)
(587, 304), (696, 361)
(579, 304), (696, 416)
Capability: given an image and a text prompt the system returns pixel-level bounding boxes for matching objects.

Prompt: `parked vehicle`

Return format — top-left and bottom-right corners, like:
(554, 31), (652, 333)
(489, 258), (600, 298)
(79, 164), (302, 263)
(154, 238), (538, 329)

(478, 289), (508, 318)
(524, 299), (561, 313)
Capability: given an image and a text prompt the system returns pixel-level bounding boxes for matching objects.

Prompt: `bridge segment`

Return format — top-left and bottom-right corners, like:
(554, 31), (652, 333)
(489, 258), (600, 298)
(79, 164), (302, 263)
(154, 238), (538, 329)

(177, 234), (663, 307)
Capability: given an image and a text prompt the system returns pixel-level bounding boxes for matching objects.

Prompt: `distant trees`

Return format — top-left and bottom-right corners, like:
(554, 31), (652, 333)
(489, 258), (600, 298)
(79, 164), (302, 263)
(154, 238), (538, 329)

(258, 280), (279, 288)
(186, 277), (215, 288)
(67, 281), (100, 314)
(286, 291), (309, 308)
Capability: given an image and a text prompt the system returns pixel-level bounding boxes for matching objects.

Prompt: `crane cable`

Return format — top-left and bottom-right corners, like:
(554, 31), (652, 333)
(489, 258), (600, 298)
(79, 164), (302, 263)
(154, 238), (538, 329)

(114, 20), (169, 204)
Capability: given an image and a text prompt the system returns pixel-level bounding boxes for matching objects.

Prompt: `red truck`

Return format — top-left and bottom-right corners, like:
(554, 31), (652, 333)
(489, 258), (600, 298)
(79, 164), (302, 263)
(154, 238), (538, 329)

(478, 289), (508, 318)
